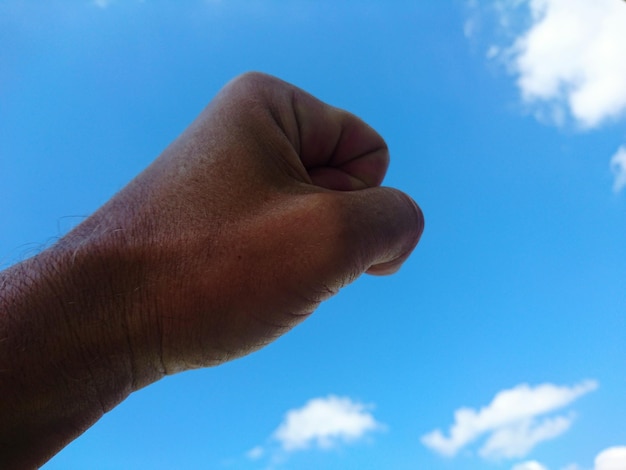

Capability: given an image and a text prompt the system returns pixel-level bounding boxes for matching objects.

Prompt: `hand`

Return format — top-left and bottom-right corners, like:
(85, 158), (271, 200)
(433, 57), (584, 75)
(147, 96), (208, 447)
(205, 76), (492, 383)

(0, 72), (423, 467)
(63, 72), (425, 377)
(92, 72), (424, 375)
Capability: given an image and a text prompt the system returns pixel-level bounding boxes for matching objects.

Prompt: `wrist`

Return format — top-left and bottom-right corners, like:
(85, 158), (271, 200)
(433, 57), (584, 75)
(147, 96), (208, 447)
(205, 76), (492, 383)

(51, 210), (168, 393)
(0, 211), (165, 466)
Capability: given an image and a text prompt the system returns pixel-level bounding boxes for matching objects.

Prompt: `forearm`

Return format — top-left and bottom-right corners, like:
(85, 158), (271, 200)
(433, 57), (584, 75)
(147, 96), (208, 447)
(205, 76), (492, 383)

(0, 224), (162, 468)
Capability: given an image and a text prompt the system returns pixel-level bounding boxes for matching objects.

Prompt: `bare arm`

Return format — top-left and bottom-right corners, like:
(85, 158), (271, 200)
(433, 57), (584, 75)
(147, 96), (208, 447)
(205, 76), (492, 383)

(0, 72), (424, 468)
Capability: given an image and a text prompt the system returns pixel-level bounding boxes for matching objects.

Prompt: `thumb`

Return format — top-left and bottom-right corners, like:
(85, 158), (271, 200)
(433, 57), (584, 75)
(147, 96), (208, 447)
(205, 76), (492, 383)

(334, 187), (424, 277)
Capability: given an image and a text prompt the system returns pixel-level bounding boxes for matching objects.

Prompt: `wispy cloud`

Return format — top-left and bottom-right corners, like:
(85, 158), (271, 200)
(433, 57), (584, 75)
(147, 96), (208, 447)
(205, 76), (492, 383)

(246, 445), (265, 460)
(610, 146), (626, 193)
(93, 0), (113, 8)
(421, 380), (598, 459)
(246, 395), (382, 466)
(480, 414), (572, 459)
(510, 446), (626, 470)
(512, 461), (549, 470)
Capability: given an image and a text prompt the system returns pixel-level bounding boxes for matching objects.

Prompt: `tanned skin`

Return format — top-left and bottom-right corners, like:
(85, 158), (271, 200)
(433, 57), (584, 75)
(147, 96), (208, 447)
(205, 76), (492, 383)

(0, 73), (424, 468)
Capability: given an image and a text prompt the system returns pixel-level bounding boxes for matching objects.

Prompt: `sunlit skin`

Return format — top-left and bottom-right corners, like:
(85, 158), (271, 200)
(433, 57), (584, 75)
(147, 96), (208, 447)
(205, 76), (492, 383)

(0, 72), (423, 468)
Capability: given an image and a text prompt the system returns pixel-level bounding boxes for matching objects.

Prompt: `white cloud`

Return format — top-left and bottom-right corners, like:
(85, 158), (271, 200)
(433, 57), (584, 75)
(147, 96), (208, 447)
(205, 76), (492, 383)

(595, 447), (626, 470)
(472, 0), (626, 193)
(512, 461), (549, 470)
(610, 146), (626, 193)
(244, 395), (382, 466)
(421, 380), (597, 459)
(494, 0), (626, 129)
(273, 395), (382, 452)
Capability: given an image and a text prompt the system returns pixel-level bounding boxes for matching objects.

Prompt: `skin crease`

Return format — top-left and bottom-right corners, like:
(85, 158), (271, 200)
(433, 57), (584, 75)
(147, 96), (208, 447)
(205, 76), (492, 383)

(0, 72), (424, 468)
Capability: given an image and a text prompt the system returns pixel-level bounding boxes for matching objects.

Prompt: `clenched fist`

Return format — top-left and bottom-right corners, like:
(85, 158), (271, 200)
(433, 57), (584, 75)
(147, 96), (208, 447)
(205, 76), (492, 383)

(0, 72), (423, 468)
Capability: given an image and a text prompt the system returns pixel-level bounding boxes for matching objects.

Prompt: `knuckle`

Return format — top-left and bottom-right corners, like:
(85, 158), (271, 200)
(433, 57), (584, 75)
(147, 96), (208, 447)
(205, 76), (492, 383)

(228, 71), (279, 97)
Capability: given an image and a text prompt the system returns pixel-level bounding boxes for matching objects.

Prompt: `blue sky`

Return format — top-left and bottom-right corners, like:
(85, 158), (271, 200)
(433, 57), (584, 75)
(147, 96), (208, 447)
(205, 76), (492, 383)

(2, 1), (625, 469)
